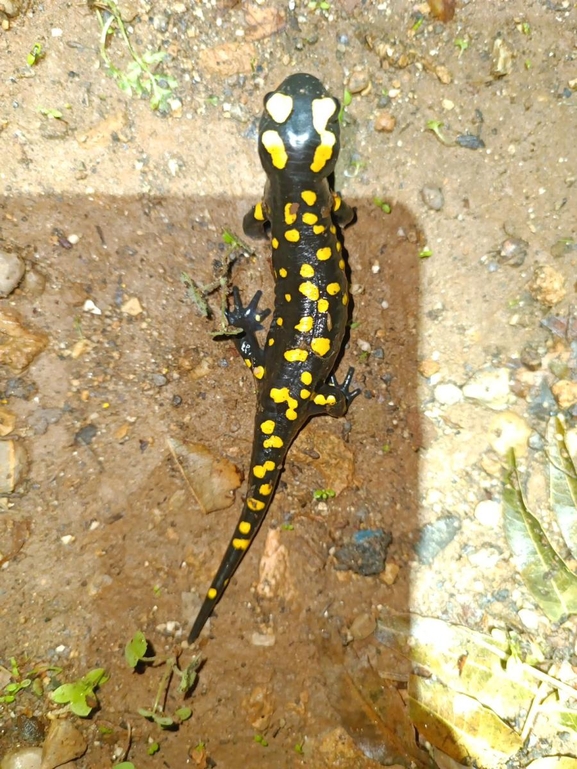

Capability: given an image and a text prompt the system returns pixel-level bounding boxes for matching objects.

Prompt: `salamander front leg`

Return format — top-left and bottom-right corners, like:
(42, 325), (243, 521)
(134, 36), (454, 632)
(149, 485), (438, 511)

(243, 201), (270, 240)
(332, 192), (355, 229)
(309, 367), (361, 418)
(226, 286), (270, 373)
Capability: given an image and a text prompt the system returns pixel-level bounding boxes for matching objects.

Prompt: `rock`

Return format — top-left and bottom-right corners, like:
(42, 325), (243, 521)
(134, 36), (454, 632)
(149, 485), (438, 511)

(474, 499), (502, 527)
(414, 516), (461, 565)
(497, 237), (528, 267)
(520, 343), (542, 370)
(418, 359), (440, 378)
(40, 719), (87, 769)
(0, 408), (16, 436)
(0, 250), (25, 297)
(528, 264), (566, 306)
(434, 382), (463, 406)
(420, 185), (444, 211)
(466, 546), (502, 569)
(462, 367), (511, 410)
(374, 111), (396, 132)
(518, 608), (541, 631)
(0, 0), (23, 18)
(121, 296), (143, 316)
(333, 529), (392, 576)
(491, 37), (514, 78)
(349, 612), (376, 641)
(347, 68), (370, 94)
(0, 748), (42, 769)
(0, 311), (48, 374)
(21, 267), (46, 298)
(0, 439), (28, 493)
(488, 411), (531, 456)
(551, 380), (577, 410)
(74, 424), (98, 446)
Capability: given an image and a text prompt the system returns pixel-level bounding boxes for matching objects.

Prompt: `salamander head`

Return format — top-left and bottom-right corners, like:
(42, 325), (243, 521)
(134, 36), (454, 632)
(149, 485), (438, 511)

(258, 73), (341, 179)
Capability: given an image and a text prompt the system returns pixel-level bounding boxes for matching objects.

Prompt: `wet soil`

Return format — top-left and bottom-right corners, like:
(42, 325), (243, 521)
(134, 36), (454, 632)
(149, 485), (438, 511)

(1, 0), (576, 767)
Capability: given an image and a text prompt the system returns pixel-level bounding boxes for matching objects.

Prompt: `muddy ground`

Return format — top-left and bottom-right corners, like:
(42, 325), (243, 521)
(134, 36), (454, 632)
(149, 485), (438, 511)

(1, 0), (576, 767)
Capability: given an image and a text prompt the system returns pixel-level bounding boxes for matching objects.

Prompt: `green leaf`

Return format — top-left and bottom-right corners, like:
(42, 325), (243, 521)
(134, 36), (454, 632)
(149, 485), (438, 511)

(138, 708), (155, 719)
(147, 742), (160, 755)
(503, 451), (577, 621)
(51, 668), (107, 716)
(125, 631), (148, 668)
(178, 656), (201, 694)
(547, 417), (577, 558)
(69, 697), (93, 717)
(175, 706), (192, 722)
(113, 763), (135, 769)
(153, 715), (174, 728)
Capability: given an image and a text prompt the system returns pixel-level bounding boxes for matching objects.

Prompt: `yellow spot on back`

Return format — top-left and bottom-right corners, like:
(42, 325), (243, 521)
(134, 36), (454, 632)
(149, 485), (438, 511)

(253, 465), (266, 478)
(342, 294), (349, 306)
(302, 212), (318, 225)
(301, 371), (313, 386)
(299, 281), (319, 300)
(263, 435), (284, 449)
(285, 229), (300, 242)
(272, 237), (279, 249)
(260, 420), (276, 434)
(339, 258), (346, 270)
(286, 409), (298, 420)
(233, 537), (251, 550)
(207, 588), (218, 599)
(247, 498), (266, 512)
(327, 282), (341, 295)
(268, 338), (275, 346)
(294, 316), (313, 333)
(336, 241), (342, 252)
(300, 264), (315, 278)
(318, 298), (329, 312)
(333, 194), (342, 211)
(311, 141), (335, 173)
(300, 388), (311, 399)
(284, 203), (297, 225)
(264, 460), (275, 471)
(270, 387), (298, 410)
(265, 92), (294, 123)
(254, 202), (265, 221)
(279, 267), (288, 278)
(239, 521), (251, 535)
(276, 317), (283, 326)
(253, 366), (265, 379)
(259, 483), (273, 495)
(244, 359), (252, 368)
(285, 293), (292, 302)
(311, 337), (331, 356)
(301, 190), (317, 206)
(314, 393), (337, 406)
(313, 225), (326, 235)
(316, 247), (331, 261)
(284, 348), (309, 363)
(261, 130), (288, 170)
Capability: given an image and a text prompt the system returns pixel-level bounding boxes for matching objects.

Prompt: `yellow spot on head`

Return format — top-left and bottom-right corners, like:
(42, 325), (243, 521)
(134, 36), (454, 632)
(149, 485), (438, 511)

(239, 521), (251, 535)
(300, 264), (315, 278)
(279, 267), (288, 278)
(233, 537), (251, 550)
(284, 293), (292, 302)
(253, 365), (265, 379)
(284, 348), (309, 363)
(316, 247), (331, 261)
(254, 202), (265, 221)
(294, 316), (313, 333)
(263, 435), (284, 449)
(318, 298), (329, 312)
(301, 371), (313, 386)
(313, 225), (326, 235)
(339, 258), (346, 270)
(301, 190), (317, 206)
(300, 388), (311, 399)
(333, 194), (342, 211)
(286, 408), (298, 420)
(272, 237), (279, 249)
(261, 130), (288, 170)
(247, 498), (266, 512)
(259, 483), (273, 495)
(261, 419), (276, 434)
(311, 337), (331, 356)
(327, 282), (341, 295)
(276, 317), (283, 326)
(342, 293), (349, 306)
(207, 587), (218, 600)
(244, 359), (252, 368)
(265, 92), (294, 123)
(312, 96), (338, 134)
(299, 281), (319, 301)
(285, 229), (300, 242)
(302, 212), (318, 225)
(284, 203), (297, 225)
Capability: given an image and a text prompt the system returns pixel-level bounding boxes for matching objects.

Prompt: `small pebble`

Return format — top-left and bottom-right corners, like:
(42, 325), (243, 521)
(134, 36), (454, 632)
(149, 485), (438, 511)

(75, 423), (97, 445)
(152, 373), (168, 387)
(497, 237), (528, 267)
(434, 382), (463, 406)
(419, 359), (440, 378)
(474, 499), (502, 527)
(518, 608), (541, 631)
(551, 380), (577, 410)
(488, 411), (531, 456)
(420, 185), (444, 211)
(414, 516), (461, 565)
(467, 546), (502, 569)
(528, 264), (566, 306)
(520, 343), (542, 371)
(251, 632), (276, 647)
(0, 747), (43, 769)
(374, 111), (396, 132)
(0, 249), (25, 297)
(528, 431), (545, 451)
(462, 367), (511, 410)
(349, 612), (376, 641)
(83, 299), (102, 315)
(121, 296), (144, 316)
(347, 68), (370, 94)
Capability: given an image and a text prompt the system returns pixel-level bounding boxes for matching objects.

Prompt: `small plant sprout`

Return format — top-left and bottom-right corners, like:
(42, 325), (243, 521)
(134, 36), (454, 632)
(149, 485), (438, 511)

(313, 488), (336, 501)
(454, 38), (469, 56)
(425, 120), (452, 146)
(338, 88), (352, 123)
(373, 197), (392, 214)
(51, 668), (109, 716)
(27, 43), (44, 66)
(124, 631), (201, 730)
(412, 16), (424, 33)
(93, 0), (177, 111)
(0, 659), (62, 704)
(419, 247), (433, 259)
(254, 734), (269, 747)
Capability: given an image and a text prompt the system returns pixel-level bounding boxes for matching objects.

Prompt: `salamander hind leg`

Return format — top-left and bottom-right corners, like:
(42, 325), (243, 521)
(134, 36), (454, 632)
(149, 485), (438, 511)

(331, 192), (355, 229)
(310, 367), (361, 418)
(226, 286), (270, 373)
(243, 202), (270, 240)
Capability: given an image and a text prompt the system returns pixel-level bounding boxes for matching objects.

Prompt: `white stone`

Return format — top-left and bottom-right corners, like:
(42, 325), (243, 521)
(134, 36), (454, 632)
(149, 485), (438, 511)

(474, 499), (502, 527)
(488, 411), (531, 456)
(462, 367), (511, 410)
(0, 250), (25, 297)
(518, 608), (541, 631)
(434, 382), (463, 406)
(0, 747), (42, 769)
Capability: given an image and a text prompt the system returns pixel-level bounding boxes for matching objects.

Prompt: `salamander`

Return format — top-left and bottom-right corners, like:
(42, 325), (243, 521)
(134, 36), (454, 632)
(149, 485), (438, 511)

(187, 72), (359, 643)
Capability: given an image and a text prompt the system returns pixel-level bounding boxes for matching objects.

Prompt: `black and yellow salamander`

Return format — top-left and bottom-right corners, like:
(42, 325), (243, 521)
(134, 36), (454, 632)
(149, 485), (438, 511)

(187, 72), (359, 643)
